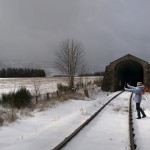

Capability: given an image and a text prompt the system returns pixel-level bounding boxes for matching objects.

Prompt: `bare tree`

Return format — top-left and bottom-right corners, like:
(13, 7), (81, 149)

(79, 62), (89, 87)
(79, 63), (90, 97)
(55, 39), (85, 89)
(33, 78), (41, 104)
(10, 79), (17, 121)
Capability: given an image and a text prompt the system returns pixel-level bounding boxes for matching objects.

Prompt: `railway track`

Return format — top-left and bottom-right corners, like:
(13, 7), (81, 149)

(129, 92), (136, 150)
(52, 91), (136, 150)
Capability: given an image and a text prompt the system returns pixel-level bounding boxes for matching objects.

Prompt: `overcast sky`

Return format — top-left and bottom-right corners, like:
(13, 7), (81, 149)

(0, 0), (150, 71)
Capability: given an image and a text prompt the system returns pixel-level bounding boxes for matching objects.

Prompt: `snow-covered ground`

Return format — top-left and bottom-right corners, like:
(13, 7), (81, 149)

(0, 76), (101, 95)
(0, 90), (113, 150)
(0, 80), (150, 150)
(133, 93), (150, 150)
(62, 91), (131, 150)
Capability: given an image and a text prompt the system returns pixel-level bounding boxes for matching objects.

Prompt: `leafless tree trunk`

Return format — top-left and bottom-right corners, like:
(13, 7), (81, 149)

(10, 79), (17, 121)
(79, 62), (89, 88)
(33, 78), (41, 104)
(80, 64), (90, 97)
(55, 39), (85, 89)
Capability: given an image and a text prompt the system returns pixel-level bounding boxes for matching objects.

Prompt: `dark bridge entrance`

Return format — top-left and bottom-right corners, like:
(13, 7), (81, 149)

(115, 61), (143, 90)
(101, 54), (150, 92)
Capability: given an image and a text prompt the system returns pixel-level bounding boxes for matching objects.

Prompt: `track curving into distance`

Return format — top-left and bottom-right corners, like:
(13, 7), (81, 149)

(52, 91), (125, 150)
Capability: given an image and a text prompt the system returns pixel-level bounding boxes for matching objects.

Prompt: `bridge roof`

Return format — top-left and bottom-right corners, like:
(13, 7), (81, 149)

(110, 54), (148, 65)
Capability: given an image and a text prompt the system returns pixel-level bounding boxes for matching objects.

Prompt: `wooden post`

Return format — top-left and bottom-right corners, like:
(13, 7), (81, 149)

(47, 93), (49, 100)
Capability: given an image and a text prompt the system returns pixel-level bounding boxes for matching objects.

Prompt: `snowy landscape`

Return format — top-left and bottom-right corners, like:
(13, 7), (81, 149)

(1, 0), (150, 150)
(0, 78), (150, 150)
(0, 76), (101, 95)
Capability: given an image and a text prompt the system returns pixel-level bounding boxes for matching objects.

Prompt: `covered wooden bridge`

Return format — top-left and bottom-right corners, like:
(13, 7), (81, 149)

(101, 54), (150, 91)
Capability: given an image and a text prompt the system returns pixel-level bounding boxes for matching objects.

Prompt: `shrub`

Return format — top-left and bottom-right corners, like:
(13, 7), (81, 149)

(14, 87), (32, 109)
(1, 87), (32, 109)
(1, 92), (15, 107)
(57, 83), (70, 93)
(57, 83), (64, 91)
(93, 80), (102, 87)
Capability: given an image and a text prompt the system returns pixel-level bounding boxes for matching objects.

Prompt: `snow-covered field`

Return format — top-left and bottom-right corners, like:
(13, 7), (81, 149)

(0, 76), (101, 95)
(0, 78), (150, 150)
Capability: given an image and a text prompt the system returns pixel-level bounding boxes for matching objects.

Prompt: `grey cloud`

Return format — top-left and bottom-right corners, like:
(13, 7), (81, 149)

(0, 0), (150, 72)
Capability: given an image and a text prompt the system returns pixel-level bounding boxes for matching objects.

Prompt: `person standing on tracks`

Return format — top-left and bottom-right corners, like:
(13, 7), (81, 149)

(124, 82), (146, 119)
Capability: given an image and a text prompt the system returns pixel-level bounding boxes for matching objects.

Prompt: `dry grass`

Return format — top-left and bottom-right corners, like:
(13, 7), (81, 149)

(0, 107), (34, 126)
(123, 106), (129, 112)
(108, 103), (114, 107)
(113, 106), (121, 112)
(113, 106), (129, 113)
(4, 110), (18, 123)
(0, 92), (85, 126)
(19, 108), (33, 117)
(35, 101), (54, 111)
(34, 92), (85, 111)
(52, 92), (84, 102)
(0, 116), (4, 126)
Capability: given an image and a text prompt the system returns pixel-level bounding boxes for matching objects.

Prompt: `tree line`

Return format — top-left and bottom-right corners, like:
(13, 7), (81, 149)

(53, 71), (105, 77)
(79, 71), (105, 76)
(0, 68), (46, 78)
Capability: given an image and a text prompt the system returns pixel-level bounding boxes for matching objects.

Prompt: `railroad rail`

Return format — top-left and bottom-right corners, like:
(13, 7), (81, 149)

(129, 92), (136, 150)
(52, 91), (124, 150)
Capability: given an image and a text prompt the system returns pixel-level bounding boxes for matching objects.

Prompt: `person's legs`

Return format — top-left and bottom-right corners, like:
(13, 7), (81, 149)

(139, 103), (146, 117)
(136, 103), (146, 118)
(136, 103), (141, 119)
